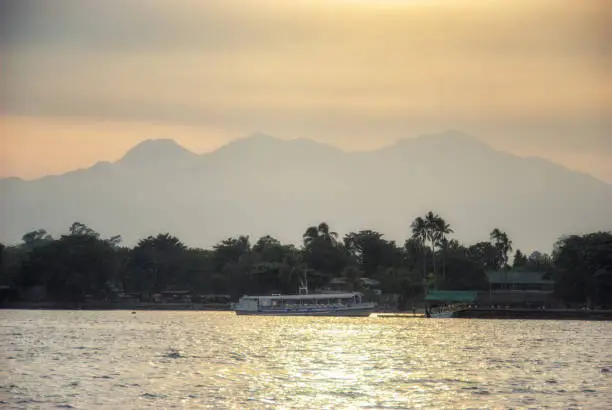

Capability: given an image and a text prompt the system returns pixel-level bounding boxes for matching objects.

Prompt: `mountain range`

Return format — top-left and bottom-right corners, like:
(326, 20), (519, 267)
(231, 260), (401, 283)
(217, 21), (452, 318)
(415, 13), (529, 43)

(1, 131), (611, 253)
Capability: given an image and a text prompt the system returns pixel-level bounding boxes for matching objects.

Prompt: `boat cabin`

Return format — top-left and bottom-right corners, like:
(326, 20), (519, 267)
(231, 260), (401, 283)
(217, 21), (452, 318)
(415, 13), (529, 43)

(238, 292), (364, 311)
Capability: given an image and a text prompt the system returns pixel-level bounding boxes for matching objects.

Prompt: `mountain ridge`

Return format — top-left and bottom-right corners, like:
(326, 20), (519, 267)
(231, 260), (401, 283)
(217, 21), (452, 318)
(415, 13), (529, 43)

(117, 137), (198, 167)
(1, 131), (611, 254)
(5, 131), (610, 187)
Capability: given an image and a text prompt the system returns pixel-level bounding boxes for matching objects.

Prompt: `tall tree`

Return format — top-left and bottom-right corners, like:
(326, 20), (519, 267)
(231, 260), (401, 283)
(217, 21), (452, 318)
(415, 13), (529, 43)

(512, 249), (528, 267)
(213, 235), (251, 271)
(341, 265), (363, 292)
(303, 222), (338, 247)
(424, 211), (442, 278)
(434, 217), (454, 280)
(343, 230), (398, 277)
(490, 228), (513, 270)
(276, 248), (307, 294)
(468, 241), (497, 270)
(302, 223), (347, 289)
(441, 252), (489, 291)
(253, 235), (281, 255)
(0, 243), (5, 284)
(68, 222), (100, 238)
(19, 229), (116, 301)
(128, 233), (187, 293)
(21, 229), (53, 250)
(553, 232), (612, 307)
(410, 216), (428, 280)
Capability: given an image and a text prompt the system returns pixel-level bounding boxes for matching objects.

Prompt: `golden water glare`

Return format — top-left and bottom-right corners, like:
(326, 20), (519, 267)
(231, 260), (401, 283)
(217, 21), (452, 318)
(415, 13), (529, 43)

(2, 310), (610, 408)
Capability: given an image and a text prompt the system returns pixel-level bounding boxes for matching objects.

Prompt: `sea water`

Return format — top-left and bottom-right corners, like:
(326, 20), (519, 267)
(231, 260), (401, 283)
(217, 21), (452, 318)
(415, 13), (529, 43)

(1, 310), (611, 409)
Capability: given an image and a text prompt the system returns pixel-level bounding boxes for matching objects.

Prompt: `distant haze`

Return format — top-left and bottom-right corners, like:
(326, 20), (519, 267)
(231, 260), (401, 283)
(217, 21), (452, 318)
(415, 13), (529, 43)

(1, 132), (611, 255)
(1, 0), (611, 182)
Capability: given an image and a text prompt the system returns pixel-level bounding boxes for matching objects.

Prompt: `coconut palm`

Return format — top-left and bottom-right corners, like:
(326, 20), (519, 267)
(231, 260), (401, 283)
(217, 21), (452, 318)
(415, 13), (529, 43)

(302, 226), (320, 247)
(410, 216), (428, 279)
(278, 250), (309, 293)
(434, 217), (454, 280)
(303, 222), (338, 247)
(448, 239), (460, 249)
(317, 222), (338, 246)
(424, 211), (442, 277)
(490, 228), (513, 270)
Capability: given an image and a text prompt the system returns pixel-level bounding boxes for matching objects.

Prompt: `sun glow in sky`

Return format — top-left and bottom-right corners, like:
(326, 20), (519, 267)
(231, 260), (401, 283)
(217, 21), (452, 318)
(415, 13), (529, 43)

(1, 0), (611, 181)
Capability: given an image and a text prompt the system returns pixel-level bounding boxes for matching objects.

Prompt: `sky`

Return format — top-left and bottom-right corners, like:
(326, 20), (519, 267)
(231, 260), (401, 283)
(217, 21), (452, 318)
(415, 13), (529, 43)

(1, 0), (611, 182)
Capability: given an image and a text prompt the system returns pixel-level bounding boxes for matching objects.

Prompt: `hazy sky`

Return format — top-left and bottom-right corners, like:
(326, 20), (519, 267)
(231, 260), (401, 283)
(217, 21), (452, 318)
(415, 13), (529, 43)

(1, 0), (611, 182)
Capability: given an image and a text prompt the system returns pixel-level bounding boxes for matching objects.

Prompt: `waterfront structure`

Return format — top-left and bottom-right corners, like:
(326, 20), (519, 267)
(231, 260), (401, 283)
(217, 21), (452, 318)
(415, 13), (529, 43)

(484, 270), (555, 307)
(233, 291), (376, 316)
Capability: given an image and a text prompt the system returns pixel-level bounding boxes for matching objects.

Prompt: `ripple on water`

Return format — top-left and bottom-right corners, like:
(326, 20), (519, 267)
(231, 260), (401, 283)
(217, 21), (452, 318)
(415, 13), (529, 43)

(141, 393), (168, 399)
(1, 311), (611, 408)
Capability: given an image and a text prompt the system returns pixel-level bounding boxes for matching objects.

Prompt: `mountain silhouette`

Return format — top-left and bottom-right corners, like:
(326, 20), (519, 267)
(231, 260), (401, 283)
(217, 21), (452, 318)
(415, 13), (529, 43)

(1, 131), (611, 253)
(117, 138), (198, 167)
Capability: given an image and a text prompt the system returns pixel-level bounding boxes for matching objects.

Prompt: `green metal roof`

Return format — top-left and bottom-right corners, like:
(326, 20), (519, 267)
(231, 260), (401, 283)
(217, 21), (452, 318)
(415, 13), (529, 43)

(424, 290), (477, 302)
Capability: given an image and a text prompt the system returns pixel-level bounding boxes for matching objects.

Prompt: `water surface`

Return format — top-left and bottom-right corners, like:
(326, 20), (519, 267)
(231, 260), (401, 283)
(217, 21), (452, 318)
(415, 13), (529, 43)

(1, 310), (611, 409)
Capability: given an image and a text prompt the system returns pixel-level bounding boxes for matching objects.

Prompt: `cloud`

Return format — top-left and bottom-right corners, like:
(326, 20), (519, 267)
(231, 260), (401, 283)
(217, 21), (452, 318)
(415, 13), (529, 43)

(1, 0), (610, 179)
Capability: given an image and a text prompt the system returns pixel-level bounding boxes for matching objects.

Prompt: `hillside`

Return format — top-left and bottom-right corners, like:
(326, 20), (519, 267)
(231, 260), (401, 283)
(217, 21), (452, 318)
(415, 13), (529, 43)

(1, 132), (611, 252)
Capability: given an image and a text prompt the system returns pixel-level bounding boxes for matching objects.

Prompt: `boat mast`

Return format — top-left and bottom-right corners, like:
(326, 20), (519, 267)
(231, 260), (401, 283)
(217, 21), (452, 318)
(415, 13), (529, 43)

(298, 268), (309, 295)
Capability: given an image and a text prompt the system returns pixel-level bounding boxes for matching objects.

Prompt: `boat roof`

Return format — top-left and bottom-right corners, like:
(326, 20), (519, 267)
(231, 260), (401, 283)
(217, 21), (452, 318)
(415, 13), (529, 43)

(242, 292), (362, 300)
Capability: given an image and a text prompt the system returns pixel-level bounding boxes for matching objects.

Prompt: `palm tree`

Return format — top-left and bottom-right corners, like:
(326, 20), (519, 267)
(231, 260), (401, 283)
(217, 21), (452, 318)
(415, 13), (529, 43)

(448, 239), (460, 250)
(490, 228), (502, 269)
(0, 243), (4, 278)
(434, 217), (454, 281)
(303, 222), (338, 248)
(410, 216), (428, 280)
(490, 228), (513, 270)
(317, 222), (338, 246)
(424, 211), (441, 277)
(278, 251), (308, 293)
(303, 226), (319, 247)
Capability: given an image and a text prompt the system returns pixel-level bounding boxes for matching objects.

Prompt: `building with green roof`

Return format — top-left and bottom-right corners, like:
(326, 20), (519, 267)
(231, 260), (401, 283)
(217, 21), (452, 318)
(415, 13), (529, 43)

(423, 270), (557, 308)
(483, 269), (556, 307)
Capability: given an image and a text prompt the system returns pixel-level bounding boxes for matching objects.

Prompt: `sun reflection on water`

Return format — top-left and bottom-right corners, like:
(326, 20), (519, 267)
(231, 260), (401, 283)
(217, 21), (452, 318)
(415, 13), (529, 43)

(1, 311), (611, 409)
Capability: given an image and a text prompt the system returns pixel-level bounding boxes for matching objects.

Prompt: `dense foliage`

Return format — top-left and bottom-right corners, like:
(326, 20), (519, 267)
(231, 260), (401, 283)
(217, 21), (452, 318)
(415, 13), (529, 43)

(553, 233), (612, 307)
(1, 217), (610, 307)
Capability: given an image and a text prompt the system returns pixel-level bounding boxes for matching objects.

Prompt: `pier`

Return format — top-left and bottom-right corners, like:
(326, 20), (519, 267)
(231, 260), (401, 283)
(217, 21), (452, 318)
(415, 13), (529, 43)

(455, 307), (612, 320)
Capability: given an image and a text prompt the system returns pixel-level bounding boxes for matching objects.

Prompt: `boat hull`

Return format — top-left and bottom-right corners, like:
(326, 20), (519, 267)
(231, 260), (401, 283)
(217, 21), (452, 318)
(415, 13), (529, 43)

(235, 305), (375, 317)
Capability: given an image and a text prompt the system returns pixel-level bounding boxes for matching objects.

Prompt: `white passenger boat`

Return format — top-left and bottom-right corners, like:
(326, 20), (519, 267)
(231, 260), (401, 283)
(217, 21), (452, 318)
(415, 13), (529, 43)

(234, 291), (376, 316)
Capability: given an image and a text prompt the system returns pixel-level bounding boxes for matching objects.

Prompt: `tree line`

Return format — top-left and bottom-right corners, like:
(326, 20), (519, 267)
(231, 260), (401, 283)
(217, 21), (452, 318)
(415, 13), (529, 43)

(0, 215), (610, 308)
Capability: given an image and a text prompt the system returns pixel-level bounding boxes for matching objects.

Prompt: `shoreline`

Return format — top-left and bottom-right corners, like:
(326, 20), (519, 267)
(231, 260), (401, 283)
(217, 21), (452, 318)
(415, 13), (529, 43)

(454, 307), (612, 321)
(0, 302), (232, 311)
(2, 304), (612, 320)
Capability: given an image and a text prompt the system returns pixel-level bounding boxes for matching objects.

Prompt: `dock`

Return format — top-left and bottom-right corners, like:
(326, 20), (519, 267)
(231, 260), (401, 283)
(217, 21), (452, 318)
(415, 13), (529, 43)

(455, 308), (612, 320)
(374, 309), (612, 320)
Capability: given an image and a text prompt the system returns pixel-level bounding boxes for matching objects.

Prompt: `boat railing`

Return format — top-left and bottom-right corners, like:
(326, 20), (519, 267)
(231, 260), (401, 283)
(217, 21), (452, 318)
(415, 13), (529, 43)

(261, 300), (372, 310)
